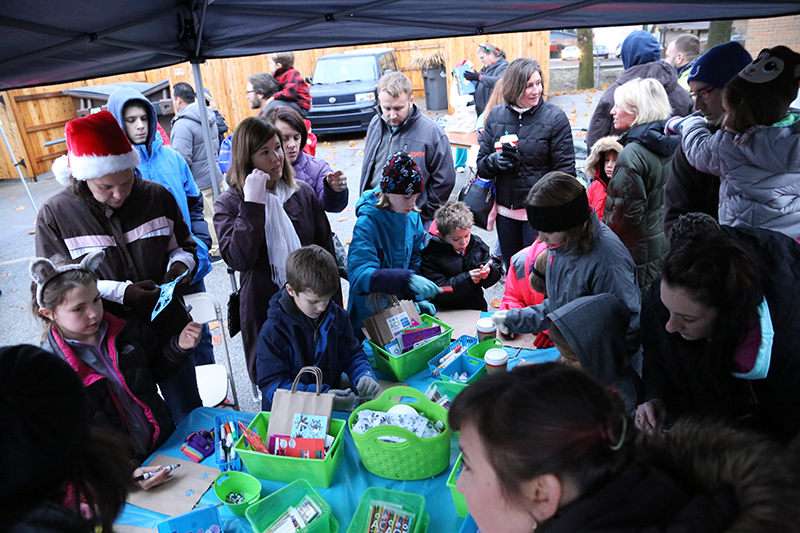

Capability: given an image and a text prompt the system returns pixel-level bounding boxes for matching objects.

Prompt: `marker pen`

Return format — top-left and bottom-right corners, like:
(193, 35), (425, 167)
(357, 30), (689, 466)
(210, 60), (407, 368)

(133, 463), (180, 481)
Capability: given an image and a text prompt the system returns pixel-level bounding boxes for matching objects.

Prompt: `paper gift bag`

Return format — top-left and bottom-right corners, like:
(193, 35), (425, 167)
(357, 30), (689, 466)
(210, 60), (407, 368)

(267, 366), (334, 442)
(362, 295), (422, 347)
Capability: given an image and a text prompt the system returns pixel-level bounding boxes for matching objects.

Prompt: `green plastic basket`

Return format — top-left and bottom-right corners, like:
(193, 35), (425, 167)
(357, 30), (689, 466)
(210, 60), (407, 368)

(212, 471), (262, 517)
(234, 412), (345, 488)
(348, 386), (450, 480)
(447, 453), (468, 518)
(246, 479), (337, 533)
(370, 314), (453, 381)
(465, 338), (504, 359)
(346, 487), (427, 533)
(430, 380), (468, 402)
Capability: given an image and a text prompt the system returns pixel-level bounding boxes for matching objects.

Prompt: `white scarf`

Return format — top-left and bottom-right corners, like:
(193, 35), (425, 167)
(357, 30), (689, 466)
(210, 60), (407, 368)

(262, 179), (301, 286)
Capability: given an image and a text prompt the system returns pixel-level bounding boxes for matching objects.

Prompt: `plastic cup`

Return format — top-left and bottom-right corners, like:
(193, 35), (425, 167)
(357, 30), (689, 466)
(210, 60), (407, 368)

(476, 317), (497, 343)
(484, 348), (508, 374)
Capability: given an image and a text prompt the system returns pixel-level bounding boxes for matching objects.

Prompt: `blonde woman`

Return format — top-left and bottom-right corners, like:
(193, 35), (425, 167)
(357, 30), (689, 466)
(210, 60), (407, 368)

(214, 117), (339, 382)
(604, 78), (679, 294)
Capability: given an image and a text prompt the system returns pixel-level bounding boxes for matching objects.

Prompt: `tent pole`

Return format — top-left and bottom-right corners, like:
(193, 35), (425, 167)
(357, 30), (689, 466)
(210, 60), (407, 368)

(191, 62), (221, 199)
(0, 116), (37, 212)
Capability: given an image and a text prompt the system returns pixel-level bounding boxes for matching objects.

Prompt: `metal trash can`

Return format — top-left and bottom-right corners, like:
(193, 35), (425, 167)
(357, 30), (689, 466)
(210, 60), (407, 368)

(422, 67), (448, 111)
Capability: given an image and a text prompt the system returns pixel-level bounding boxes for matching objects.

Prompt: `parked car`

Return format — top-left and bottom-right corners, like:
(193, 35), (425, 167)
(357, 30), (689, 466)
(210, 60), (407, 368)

(549, 41), (565, 59)
(593, 45), (609, 59)
(306, 48), (398, 135)
(561, 46), (581, 61)
(615, 42), (623, 58)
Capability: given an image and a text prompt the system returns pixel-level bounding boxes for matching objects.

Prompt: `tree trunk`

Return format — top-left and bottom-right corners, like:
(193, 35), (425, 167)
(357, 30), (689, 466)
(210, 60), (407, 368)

(578, 29), (594, 90)
(707, 20), (733, 49)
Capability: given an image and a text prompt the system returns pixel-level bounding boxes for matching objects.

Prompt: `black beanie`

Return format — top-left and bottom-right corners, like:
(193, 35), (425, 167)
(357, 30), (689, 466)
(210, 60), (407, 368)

(380, 151), (423, 195)
(0, 345), (89, 502)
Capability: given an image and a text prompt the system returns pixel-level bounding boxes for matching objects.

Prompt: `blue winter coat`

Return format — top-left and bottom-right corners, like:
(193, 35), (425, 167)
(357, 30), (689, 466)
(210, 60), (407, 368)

(257, 289), (375, 410)
(108, 87), (211, 283)
(347, 188), (427, 337)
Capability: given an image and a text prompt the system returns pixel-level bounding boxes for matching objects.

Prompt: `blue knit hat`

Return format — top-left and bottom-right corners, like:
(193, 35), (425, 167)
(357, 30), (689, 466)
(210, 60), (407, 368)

(380, 151), (422, 195)
(688, 41), (753, 89)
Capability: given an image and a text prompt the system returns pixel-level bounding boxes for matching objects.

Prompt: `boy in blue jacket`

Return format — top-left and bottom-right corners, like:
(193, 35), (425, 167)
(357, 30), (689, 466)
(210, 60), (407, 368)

(257, 245), (379, 411)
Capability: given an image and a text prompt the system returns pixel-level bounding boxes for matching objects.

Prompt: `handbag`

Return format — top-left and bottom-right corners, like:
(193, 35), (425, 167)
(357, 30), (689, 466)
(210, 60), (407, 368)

(458, 175), (496, 230)
(227, 289), (240, 338)
(267, 366), (334, 442)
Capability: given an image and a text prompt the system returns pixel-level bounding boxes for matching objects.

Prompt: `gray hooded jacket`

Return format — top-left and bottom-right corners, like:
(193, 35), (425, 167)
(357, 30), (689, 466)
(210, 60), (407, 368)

(170, 101), (223, 190)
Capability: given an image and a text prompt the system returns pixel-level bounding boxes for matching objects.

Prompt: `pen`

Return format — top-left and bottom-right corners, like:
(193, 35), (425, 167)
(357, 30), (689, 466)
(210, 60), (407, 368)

(133, 463), (180, 481)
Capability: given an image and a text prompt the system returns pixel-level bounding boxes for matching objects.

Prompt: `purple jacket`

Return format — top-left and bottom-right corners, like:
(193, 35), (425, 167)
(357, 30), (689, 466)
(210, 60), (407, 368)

(293, 151), (348, 213)
(214, 181), (340, 382)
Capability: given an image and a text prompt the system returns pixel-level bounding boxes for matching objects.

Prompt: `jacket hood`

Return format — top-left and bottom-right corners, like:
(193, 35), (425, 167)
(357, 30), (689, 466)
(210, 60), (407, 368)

(617, 61), (682, 95)
(107, 86), (158, 148)
(173, 101), (216, 126)
(584, 136), (624, 180)
(620, 119), (679, 157)
(621, 30), (662, 69)
(547, 293), (630, 384)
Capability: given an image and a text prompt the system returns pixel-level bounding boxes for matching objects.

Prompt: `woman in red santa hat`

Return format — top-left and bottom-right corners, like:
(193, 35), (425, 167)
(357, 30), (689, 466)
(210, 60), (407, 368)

(35, 110), (202, 424)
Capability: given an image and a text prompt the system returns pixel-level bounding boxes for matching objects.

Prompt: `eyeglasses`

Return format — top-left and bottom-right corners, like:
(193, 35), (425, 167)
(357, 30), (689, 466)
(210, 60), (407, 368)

(690, 87), (717, 100)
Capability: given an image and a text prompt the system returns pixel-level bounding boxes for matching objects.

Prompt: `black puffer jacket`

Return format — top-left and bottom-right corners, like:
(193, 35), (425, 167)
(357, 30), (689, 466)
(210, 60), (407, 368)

(663, 141), (721, 238)
(603, 120), (678, 294)
(420, 233), (502, 310)
(474, 56), (509, 116)
(477, 101), (576, 209)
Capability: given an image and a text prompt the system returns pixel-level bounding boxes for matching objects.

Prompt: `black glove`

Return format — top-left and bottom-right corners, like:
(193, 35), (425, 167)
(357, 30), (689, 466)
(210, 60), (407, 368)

(463, 70), (480, 82)
(123, 280), (160, 314)
(486, 146), (519, 173)
(163, 262), (192, 293)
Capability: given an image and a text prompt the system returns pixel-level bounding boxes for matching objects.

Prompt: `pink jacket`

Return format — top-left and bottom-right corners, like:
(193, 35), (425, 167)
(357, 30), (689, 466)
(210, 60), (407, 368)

(500, 240), (548, 310)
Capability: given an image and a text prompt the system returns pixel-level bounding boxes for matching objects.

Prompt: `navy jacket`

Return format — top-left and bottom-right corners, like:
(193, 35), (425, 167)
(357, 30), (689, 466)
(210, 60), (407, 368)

(257, 289), (375, 410)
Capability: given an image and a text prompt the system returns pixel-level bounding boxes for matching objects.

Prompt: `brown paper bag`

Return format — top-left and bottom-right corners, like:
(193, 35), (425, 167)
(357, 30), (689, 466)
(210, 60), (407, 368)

(267, 366), (334, 442)
(362, 298), (422, 347)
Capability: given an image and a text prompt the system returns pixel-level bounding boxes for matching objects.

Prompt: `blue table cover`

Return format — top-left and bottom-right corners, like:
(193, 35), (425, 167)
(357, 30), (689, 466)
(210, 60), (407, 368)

(116, 344), (559, 532)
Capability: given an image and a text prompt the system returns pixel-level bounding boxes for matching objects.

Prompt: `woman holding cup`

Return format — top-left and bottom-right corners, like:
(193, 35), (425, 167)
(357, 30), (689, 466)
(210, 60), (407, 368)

(476, 57), (576, 268)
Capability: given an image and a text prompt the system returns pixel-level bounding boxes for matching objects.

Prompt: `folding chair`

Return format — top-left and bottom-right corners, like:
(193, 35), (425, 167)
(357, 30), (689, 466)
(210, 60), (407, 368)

(226, 266), (261, 404)
(184, 292), (239, 410)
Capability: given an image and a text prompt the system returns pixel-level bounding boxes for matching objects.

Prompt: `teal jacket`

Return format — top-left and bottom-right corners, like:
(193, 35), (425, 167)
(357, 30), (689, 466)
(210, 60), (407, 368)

(347, 188), (426, 338)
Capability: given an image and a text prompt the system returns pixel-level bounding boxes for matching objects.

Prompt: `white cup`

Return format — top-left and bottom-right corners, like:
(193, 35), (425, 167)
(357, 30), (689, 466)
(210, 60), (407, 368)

(476, 317), (497, 343)
(484, 348), (508, 374)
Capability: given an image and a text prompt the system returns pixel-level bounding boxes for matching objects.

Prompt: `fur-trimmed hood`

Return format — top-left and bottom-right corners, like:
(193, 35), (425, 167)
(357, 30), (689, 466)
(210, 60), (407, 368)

(584, 136), (623, 182)
(636, 418), (800, 532)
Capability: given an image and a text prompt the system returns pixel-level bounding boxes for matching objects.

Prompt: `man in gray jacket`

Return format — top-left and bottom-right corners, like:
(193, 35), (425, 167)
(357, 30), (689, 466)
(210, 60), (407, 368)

(171, 82), (224, 258)
(358, 72), (455, 228)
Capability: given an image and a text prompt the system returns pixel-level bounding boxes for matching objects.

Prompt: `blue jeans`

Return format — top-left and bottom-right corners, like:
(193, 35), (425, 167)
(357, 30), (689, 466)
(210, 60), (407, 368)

(495, 214), (538, 271)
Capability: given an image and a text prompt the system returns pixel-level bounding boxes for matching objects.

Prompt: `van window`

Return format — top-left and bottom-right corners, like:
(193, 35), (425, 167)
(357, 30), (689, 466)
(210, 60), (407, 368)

(313, 56), (379, 84)
(379, 53), (396, 75)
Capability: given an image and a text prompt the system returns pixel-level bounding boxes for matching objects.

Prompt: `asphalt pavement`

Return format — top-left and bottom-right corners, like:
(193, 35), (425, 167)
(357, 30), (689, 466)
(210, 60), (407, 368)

(0, 89), (601, 413)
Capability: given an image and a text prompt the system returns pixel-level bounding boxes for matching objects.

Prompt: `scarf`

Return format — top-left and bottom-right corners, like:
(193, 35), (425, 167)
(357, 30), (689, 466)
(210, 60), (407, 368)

(263, 179), (301, 286)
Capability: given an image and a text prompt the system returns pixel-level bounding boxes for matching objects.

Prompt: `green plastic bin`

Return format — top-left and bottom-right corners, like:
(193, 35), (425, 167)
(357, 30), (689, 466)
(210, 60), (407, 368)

(246, 479), (338, 533)
(212, 471), (262, 517)
(234, 412), (345, 488)
(370, 314), (453, 381)
(346, 487), (427, 533)
(348, 386), (450, 480)
(465, 338), (504, 359)
(447, 453), (468, 518)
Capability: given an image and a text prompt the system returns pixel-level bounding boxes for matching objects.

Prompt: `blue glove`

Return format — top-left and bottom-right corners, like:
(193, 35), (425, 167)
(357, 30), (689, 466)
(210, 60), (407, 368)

(409, 274), (442, 300)
(416, 300), (437, 317)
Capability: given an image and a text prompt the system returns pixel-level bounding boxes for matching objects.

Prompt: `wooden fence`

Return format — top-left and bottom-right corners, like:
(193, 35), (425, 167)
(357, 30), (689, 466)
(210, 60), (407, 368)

(0, 31), (548, 179)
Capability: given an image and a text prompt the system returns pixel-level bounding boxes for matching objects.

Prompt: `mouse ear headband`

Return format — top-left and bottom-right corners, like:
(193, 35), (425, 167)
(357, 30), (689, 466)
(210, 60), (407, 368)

(30, 250), (105, 308)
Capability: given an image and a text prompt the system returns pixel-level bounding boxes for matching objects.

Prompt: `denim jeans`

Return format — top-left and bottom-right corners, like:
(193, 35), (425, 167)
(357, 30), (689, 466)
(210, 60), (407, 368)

(495, 214), (538, 270)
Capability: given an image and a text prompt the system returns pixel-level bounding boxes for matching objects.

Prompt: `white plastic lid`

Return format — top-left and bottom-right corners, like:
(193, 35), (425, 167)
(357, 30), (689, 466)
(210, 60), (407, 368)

(476, 317), (497, 332)
(484, 348), (508, 365)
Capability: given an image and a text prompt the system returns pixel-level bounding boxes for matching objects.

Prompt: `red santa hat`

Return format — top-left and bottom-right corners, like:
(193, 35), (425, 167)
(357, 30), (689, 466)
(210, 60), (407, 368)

(51, 110), (140, 185)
